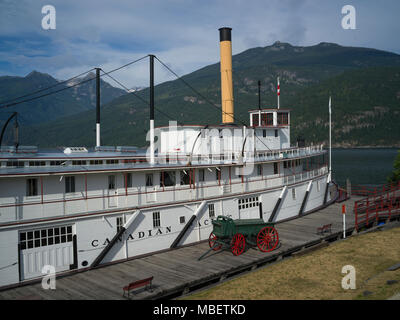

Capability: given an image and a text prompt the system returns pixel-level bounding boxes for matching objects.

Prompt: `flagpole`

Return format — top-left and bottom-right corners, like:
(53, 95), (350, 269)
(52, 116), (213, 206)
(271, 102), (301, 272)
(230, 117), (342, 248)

(277, 77), (280, 109)
(329, 96), (332, 178)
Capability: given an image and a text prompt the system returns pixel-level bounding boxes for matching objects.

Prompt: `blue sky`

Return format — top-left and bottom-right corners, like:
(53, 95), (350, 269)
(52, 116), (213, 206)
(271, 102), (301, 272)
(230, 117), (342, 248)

(0, 0), (399, 87)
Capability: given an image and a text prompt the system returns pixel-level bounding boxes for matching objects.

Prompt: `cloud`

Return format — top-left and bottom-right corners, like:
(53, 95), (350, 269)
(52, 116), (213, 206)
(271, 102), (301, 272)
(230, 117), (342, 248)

(0, 0), (399, 87)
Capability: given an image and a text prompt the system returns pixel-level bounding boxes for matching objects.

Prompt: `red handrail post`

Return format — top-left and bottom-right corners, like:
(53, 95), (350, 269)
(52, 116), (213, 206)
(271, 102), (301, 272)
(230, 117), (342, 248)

(355, 201), (358, 231)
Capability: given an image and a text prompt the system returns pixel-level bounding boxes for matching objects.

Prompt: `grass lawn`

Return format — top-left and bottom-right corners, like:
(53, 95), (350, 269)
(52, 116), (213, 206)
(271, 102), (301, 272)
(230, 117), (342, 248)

(183, 225), (400, 300)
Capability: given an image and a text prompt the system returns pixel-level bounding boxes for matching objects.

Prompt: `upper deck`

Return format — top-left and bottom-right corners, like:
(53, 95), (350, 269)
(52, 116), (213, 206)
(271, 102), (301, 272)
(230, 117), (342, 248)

(0, 144), (326, 177)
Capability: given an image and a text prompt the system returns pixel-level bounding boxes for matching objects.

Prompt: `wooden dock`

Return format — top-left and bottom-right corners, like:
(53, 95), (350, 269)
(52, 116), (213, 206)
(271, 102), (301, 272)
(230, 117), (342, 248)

(0, 197), (362, 300)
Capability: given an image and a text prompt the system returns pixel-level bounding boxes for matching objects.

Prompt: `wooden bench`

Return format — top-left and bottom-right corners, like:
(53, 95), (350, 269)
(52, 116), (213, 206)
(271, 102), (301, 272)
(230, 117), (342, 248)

(317, 223), (332, 235)
(123, 276), (154, 298)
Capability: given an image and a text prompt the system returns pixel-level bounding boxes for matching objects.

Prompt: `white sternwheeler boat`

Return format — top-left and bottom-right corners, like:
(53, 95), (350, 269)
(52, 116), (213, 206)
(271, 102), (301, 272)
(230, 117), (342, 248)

(0, 28), (334, 288)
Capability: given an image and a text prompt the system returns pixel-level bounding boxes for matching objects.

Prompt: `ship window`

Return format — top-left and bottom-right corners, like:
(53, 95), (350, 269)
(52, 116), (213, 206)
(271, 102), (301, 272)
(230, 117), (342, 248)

(252, 114), (259, 126)
(257, 164), (262, 176)
(7, 160), (25, 167)
(273, 163), (278, 175)
(266, 113), (273, 125)
(19, 225), (73, 250)
(277, 112), (289, 125)
(116, 216), (124, 232)
(108, 175), (116, 190)
(208, 204), (215, 219)
(238, 196), (259, 210)
(199, 169), (205, 182)
(72, 160), (87, 166)
(292, 188), (296, 200)
(180, 171), (190, 185)
(145, 173), (153, 187)
(90, 160), (103, 165)
(106, 159), (119, 164)
(275, 129), (278, 137)
(263, 130), (266, 138)
(26, 178), (38, 197)
(65, 176), (75, 193)
(284, 161), (287, 169)
(126, 173), (132, 188)
(153, 211), (161, 228)
(160, 171), (176, 187)
(29, 161), (46, 166)
(180, 216), (185, 224)
(50, 161), (63, 166)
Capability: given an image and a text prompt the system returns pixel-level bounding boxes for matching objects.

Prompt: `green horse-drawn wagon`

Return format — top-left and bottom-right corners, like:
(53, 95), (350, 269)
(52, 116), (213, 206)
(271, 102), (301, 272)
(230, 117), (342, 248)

(199, 215), (279, 260)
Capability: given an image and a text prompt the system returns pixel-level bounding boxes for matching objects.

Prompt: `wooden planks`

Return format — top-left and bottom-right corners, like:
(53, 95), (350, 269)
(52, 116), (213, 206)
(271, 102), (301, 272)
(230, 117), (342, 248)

(0, 196), (359, 300)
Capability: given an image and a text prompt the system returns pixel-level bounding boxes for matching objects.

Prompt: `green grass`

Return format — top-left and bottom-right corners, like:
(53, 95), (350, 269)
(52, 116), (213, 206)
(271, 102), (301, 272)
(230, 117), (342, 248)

(182, 226), (400, 300)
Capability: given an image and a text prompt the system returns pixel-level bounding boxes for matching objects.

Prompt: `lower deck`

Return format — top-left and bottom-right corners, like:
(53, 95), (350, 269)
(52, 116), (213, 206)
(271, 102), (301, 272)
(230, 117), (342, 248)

(0, 196), (361, 300)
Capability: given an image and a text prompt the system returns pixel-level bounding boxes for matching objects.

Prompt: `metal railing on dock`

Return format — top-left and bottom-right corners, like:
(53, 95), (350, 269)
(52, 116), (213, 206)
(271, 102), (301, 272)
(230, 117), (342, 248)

(354, 181), (400, 231)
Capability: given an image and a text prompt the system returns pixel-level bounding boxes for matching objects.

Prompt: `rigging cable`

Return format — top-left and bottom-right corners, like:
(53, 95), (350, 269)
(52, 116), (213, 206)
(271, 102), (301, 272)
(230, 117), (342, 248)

(100, 68), (185, 126)
(0, 55), (150, 110)
(154, 56), (273, 153)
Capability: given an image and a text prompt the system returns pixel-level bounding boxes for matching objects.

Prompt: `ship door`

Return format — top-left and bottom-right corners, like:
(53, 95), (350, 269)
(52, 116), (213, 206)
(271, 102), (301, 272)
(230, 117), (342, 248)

(18, 225), (76, 281)
(108, 175), (118, 207)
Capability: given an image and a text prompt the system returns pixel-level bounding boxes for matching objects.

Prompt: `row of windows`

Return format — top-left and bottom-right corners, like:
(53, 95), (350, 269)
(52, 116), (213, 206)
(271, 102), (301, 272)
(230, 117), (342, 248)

(2, 159), (127, 167)
(23, 161), (305, 196)
(252, 113), (289, 126)
(238, 196), (259, 210)
(283, 159), (301, 169)
(19, 225), (73, 250)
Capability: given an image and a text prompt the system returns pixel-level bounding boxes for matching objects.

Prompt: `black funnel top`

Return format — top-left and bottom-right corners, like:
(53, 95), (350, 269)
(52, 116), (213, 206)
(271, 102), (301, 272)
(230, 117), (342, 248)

(219, 27), (232, 41)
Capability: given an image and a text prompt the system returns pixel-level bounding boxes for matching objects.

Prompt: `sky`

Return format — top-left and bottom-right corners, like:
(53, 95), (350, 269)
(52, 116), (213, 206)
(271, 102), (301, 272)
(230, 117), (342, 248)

(0, 0), (399, 88)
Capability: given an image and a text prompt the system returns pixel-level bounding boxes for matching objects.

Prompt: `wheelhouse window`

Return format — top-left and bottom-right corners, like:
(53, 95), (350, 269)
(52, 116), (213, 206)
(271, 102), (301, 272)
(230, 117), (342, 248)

(108, 175), (116, 190)
(26, 178), (38, 197)
(145, 173), (153, 187)
(65, 176), (75, 193)
(277, 112), (289, 125)
(252, 113), (259, 126)
(160, 171), (176, 187)
(153, 211), (161, 228)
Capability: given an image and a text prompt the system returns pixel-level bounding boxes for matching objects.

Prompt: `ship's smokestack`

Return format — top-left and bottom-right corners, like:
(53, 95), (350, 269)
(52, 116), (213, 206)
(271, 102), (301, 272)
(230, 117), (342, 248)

(219, 27), (234, 124)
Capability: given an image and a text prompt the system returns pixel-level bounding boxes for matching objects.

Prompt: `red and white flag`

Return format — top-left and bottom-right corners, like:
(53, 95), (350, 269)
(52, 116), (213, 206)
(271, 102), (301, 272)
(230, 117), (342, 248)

(277, 77), (280, 96)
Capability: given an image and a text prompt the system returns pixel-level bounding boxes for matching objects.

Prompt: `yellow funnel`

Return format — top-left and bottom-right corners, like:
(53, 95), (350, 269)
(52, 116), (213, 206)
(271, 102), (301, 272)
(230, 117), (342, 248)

(219, 27), (234, 124)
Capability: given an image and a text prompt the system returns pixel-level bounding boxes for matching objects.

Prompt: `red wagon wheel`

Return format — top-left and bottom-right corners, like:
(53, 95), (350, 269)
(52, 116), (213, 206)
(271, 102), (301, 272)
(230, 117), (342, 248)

(208, 232), (222, 251)
(257, 227), (279, 252)
(230, 233), (246, 256)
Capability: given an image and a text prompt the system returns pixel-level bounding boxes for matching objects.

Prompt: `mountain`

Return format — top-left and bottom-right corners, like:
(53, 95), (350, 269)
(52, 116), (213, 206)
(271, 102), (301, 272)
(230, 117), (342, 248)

(0, 71), (126, 126)
(65, 72), (127, 108)
(4, 41), (400, 148)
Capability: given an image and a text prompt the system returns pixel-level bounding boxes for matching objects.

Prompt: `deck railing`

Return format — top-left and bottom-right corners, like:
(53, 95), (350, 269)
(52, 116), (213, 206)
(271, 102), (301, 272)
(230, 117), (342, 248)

(354, 181), (400, 231)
